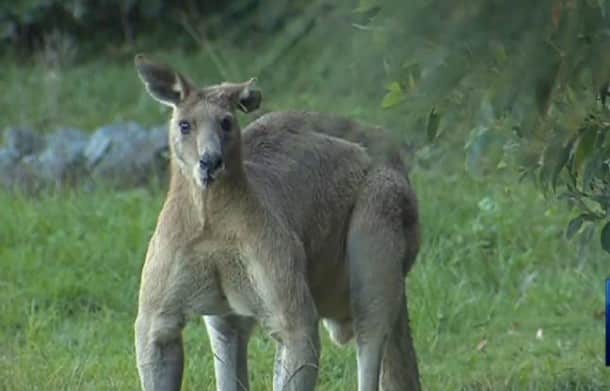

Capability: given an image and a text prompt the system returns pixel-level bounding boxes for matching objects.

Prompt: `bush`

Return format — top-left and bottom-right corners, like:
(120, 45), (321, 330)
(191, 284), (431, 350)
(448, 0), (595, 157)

(0, 0), (316, 59)
(356, 0), (610, 252)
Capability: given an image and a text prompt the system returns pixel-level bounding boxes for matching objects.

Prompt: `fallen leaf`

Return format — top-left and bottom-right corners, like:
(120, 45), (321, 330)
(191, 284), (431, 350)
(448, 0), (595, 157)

(476, 339), (488, 352)
(593, 309), (605, 320)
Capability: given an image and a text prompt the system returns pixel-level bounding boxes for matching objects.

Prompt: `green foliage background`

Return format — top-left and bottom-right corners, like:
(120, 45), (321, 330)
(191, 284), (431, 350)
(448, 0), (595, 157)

(4, 0), (610, 249)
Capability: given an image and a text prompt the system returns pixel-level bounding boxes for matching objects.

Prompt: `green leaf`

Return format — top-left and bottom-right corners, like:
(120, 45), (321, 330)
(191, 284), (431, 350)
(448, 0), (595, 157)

(600, 221), (610, 254)
(355, 0), (379, 13)
(583, 154), (601, 191)
(538, 136), (562, 193)
(551, 135), (576, 191)
(426, 108), (441, 142)
(573, 127), (596, 172)
(381, 82), (404, 109)
(565, 216), (584, 239)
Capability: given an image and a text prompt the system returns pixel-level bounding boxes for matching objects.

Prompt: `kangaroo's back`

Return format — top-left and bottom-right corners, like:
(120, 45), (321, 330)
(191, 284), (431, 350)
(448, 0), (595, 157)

(241, 112), (372, 234)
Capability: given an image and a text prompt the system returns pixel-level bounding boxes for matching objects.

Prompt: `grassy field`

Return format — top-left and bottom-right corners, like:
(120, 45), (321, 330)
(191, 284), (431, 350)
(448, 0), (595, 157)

(0, 50), (608, 390)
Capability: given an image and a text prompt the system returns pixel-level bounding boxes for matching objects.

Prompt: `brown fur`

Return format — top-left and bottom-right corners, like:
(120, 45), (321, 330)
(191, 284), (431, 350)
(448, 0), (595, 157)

(133, 55), (421, 391)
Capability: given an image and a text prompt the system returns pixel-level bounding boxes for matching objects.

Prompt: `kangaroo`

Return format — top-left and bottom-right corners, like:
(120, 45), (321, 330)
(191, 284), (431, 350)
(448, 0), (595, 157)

(133, 54), (421, 391)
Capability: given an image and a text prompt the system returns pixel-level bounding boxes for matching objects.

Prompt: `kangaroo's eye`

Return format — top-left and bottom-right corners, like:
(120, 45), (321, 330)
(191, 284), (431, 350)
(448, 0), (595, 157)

(220, 116), (232, 132)
(178, 120), (191, 135)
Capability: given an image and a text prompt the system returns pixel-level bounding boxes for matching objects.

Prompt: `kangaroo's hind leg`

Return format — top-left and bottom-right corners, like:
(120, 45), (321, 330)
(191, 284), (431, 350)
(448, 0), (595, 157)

(379, 293), (421, 391)
(347, 166), (421, 391)
(204, 315), (256, 391)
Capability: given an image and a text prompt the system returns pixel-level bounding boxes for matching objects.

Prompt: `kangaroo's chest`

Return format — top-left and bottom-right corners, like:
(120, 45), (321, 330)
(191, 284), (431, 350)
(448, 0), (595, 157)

(215, 251), (260, 317)
(177, 240), (256, 318)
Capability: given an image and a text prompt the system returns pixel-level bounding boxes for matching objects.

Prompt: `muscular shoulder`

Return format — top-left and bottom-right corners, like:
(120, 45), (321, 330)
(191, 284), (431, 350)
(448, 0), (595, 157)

(241, 111), (370, 167)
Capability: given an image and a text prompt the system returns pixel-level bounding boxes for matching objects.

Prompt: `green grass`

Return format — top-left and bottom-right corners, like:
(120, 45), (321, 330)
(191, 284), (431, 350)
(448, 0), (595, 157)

(0, 171), (607, 390)
(0, 44), (393, 134)
(0, 47), (608, 390)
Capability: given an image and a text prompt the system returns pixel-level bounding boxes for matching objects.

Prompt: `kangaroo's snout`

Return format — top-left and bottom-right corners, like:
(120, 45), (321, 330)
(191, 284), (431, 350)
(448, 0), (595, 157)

(199, 151), (224, 186)
(200, 152), (223, 172)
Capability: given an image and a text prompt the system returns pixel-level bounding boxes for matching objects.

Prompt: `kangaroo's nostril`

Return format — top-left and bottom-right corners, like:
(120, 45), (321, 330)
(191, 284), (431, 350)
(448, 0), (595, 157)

(199, 153), (223, 172)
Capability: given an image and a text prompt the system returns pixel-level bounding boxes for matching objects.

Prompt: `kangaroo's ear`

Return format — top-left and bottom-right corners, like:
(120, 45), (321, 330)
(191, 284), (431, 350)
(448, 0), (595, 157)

(134, 54), (192, 107)
(210, 78), (261, 113)
(236, 79), (262, 113)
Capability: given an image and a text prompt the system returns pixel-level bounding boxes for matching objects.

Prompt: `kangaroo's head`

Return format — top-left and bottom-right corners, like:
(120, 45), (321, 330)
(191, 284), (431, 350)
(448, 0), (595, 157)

(135, 54), (261, 189)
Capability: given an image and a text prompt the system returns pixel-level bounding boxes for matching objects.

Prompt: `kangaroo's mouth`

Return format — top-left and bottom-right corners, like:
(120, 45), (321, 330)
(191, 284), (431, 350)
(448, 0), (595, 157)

(201, 172), (215, 187)
(193, 164), (225, 189)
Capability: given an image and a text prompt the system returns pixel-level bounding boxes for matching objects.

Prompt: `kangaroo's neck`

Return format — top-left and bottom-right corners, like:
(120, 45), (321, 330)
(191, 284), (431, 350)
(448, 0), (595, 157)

(167, 156), (264, 236)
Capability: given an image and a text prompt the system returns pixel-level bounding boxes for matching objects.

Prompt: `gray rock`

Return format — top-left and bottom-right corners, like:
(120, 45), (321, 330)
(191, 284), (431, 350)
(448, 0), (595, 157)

(0, 122), (170, 192)
(0, 148), (20, 189)
(2, 127), (45, 157)
(85, 122), (169, 186)
(0, 150), (43, 192)
(37, 128), (89, 186)
(0, 148), (19, 165)
(149, 125), (170, 156)
(145, 124), (170, 171)
(0, 128), (90, 192)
